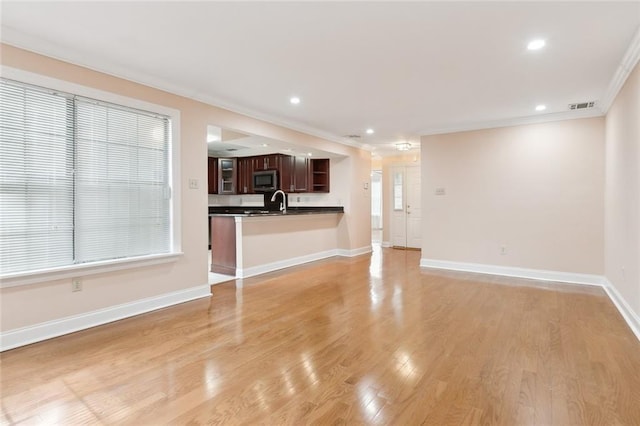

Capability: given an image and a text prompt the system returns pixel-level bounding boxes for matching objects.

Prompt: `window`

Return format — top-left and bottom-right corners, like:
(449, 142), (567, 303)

(0, 78), (173, 277)
(393, 171), (403, 211)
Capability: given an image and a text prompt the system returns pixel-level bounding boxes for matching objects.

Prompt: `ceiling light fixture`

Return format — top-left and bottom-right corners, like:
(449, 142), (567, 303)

(261, 143), (269, 147)
(307, 152), (313, 157)
(366, 128), (374, 135)
(396, 142), (412, 151)
(527, 39), (546, 50)
(290, 96), (301, 105)
(535, 104), (546, 111)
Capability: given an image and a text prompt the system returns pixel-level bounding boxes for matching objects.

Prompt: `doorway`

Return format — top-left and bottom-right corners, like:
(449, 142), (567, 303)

(390, 165), (421, 249)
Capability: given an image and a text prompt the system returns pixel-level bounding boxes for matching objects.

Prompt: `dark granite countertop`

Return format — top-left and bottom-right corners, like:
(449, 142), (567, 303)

(208, 206), (344, 217)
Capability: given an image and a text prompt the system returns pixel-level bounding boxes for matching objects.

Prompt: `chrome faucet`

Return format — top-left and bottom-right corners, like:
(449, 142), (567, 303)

(270, 190), (287, 213)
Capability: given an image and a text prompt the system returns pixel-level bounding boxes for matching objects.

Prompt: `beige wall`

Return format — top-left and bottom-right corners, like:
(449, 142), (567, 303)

(240, 214), (340, 269)
(0, 45), (371, 333)
(421, 117), (605, 274)
(605, 62), (640, 318)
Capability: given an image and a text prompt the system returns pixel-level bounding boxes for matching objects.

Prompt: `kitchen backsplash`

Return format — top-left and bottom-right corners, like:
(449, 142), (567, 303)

(208, 193), (341, 207)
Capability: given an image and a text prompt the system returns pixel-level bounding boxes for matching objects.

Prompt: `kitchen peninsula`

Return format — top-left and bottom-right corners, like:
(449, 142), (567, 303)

(209, 206), (344, 278)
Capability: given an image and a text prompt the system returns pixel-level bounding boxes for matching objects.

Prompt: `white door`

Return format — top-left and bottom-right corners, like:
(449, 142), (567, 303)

(391, 166), (421, 249)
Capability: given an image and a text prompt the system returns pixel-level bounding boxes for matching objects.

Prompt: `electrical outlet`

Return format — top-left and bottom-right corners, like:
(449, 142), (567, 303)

(500, 246), (507, 255)
(188, 178), (199, 189)
(72, 278), (82, 292)
(435, 187), (446, 196)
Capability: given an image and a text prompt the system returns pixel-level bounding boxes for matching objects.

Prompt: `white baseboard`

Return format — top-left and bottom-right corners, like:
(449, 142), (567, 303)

(237, 246), (373, 279)
(420, 258), (604, 286)
(336, 245), (372, 257)
(420, 258), (640, 342)
(237, 249), (339, 279)
(381, 241), (393, 248)
(602, 278), (640, 342)
(0, 284), (211, 352)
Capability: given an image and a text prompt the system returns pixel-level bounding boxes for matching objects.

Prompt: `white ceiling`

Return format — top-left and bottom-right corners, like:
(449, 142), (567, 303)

(2, 1), (639, 156)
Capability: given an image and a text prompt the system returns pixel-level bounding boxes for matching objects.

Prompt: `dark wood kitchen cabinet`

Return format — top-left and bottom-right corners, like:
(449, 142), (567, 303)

(293, 156), (310, 192)
(254, 154), (280, 171)
(280, 155), (310, 193)
(211, 154), (329, 194)
(208, 157), (218, 194)
(237, 157), (254, 194)
(218, 158), (237, 194)
(310, 158), (330, 193)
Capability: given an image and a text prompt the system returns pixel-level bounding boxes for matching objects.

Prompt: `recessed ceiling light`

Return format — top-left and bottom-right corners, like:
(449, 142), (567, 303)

(290, 96), (301, 105)
(527, 39), (546, 50)
(535, 104), (546, 111)
(261, 143), (269, 147)
(366, 128), (374, 135)
(307, 152), (313, 156)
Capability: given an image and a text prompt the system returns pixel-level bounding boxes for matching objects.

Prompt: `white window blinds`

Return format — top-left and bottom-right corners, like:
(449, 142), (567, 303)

(0, 78), (171, 276)
(0, 80), (74, 274)
(74, 98), (170, 263)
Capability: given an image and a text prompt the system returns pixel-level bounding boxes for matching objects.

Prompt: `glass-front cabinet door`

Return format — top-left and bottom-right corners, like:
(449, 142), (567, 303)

(218, 158), (237, 194)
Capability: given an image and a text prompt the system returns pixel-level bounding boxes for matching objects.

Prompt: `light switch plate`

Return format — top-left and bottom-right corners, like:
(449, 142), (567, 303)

(188, 178), (199, 189)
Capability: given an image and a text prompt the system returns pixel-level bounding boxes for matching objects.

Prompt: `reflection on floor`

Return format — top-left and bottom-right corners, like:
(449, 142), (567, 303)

(371, 228), (382, 244)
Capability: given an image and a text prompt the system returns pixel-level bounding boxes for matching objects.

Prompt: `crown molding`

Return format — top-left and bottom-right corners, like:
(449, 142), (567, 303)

(1, 30), (366, 152)
(419, 107), (604, 137)
(600, 25), (640, 112)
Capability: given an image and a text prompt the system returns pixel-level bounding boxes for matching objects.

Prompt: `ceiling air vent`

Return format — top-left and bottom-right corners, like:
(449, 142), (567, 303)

(344, 134), (361, 139)
(569, 101), (596, 110)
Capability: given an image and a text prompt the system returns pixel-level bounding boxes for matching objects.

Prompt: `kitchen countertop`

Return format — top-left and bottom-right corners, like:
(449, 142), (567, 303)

(208, 206), (344, 217)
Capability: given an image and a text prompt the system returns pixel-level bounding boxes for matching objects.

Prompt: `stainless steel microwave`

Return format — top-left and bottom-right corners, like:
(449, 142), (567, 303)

(253, 169), (278, 191)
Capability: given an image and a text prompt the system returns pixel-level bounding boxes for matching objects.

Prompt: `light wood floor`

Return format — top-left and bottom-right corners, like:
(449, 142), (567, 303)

(2, 247), (640, 425)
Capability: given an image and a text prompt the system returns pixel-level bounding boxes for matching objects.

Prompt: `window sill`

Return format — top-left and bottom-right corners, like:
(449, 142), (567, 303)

(0, 253), (184, 288)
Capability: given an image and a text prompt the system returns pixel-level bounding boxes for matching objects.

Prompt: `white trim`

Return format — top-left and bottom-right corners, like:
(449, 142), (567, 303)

(0, 284), (211, 352)
(600, 26), (640, 112)
(419, 258), (604, 286)
(419, 108), (604, 137)
(236, 245), (372, 278)
(419, 258), (640, 342)
(0, 66), (183, 286)
(0, 38), (360, 151)
(336, 245), (373, 257)
(1, 253), (183, 288)
(602, 278), (640, 342)
(236, 249), (339, 279)
(381, 241), (393, 248)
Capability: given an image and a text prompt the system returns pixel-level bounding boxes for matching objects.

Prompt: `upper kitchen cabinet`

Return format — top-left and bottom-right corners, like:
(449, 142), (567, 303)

(237, 157), (254, 194)
(218, 158), (237, 194)
(293, 156), (310, 192)
(310, 159), (330, 193)
(280, 155), (310, 193)
(208, 157), (218, 194)
(254, 154), (280, 171)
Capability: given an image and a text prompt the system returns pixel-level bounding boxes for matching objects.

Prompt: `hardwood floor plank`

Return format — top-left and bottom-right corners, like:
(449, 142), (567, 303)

(2, 247), (640, 424)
